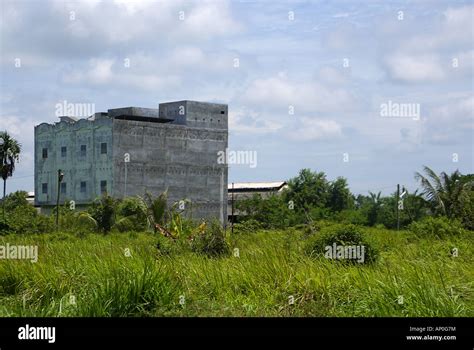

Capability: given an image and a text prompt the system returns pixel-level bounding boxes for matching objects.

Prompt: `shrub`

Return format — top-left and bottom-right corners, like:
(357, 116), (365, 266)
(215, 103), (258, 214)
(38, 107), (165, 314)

(117, 197), (148, 231)
(155, 235), (179, 256)
(88, 194), (117, 233)
(2, 191), (30, 212)
(1, 206), (54, 235)
(408, 216), (466, 239)
(457, 189), (474, 230)
(114, 217), (136, 233)
(191, 220), (230, 257)
(233, 219), (262, 234)
(305, 224), (379, 264)
(332, 209), (369, 226)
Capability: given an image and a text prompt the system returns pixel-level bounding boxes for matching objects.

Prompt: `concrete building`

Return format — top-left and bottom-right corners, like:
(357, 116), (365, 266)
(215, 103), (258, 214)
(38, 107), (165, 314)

(34, 101), (228, 223)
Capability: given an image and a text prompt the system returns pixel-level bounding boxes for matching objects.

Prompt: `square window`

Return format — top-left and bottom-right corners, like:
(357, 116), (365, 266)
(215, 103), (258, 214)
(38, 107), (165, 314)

(80, 145), (87, 157)
(100, 180), (107, 194)
(101, 143), (107, 154)
(220, 111), (225, 114)
(42, 183), (48, 194)
(80, 181), (87, 193)
(60, 182), (67, 194)
(61, 146), (67, 157)
(42, 148), (48, 159)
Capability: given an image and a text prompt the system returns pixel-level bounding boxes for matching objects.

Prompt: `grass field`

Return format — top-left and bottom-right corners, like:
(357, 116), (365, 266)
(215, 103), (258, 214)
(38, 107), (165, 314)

(0, 227), (472, 317)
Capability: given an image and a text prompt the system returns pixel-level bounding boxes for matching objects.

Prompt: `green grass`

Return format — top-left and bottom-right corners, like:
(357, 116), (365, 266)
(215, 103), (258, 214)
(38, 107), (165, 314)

(0, 227), (472, 317)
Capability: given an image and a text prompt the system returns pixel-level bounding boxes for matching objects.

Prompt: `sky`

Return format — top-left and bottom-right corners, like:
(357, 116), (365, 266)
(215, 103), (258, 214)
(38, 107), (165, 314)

(0, 0), (473, 196)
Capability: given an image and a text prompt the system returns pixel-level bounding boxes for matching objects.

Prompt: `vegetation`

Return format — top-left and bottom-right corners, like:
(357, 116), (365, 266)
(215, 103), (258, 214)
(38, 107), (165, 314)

(304, 224), (379, 264)
(0, 131), (21, 220)
(0, 165), (472, 317)
(236, 167), (472, 231)
(0, 225), (471, 317)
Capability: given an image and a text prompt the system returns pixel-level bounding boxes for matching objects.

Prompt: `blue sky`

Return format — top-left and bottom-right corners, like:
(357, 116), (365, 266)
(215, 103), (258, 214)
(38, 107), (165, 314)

(1, 0), (473, 196)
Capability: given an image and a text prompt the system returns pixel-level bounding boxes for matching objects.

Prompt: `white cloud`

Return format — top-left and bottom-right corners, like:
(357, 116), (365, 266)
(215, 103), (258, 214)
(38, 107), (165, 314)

(241, 71), (355, 114)
(62, 58), (181, 90)
(381, 5), (474, 83)
(286, 117), (343, 141)
(229, 109), (283, 134)
(384, 53), (446, 82)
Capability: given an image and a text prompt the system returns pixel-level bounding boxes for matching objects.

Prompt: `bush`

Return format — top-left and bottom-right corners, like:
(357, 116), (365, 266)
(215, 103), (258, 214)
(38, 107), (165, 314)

(233, 219), (262, 234)
(1, 206), (54, 235)
(332, 209), (369, 226)
(457, 189), (474, 230)
(408, 216), (466, 239)
(88, 194), (117, 233)
(191, 220), (230, 257)
(155, 235), (179, 256)
(305, 224), (378, 264)
(114, 217), (137, 233)
(117, 197), (148, 231)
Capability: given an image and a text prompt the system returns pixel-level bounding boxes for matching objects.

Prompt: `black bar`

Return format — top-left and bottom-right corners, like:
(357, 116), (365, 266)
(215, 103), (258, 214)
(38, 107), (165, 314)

(0, 317), (472, 348)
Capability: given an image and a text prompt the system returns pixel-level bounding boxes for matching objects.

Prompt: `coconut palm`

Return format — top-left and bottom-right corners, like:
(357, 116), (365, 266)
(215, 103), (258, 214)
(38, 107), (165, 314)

(0, 131), (21, 220)
(143, 190), (169, 232)
(415, 166), (468, 218)
(367, 191), (382, 226)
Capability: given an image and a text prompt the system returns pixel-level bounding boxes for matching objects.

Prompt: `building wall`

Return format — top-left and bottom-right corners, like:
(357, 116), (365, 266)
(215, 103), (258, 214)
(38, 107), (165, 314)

(34, 101), (228, 224)
(112, 119), (228, 223)
(34, 116), (113, 207)
(159, 101), (228, 130)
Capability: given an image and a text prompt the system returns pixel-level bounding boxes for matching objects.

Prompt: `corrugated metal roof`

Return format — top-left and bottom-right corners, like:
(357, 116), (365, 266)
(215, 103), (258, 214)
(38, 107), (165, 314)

(228, 181), (287, 190)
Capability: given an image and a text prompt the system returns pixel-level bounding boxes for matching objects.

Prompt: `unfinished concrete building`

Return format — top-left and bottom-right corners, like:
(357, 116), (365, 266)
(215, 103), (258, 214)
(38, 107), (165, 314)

(34, 101), (228, 223)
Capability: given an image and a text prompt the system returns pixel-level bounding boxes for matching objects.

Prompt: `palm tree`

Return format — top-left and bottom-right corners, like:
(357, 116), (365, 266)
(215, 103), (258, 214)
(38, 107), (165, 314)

(415, 166), (467, 218)
(367, 191), (382, 226)
(0, 131), (21, 220)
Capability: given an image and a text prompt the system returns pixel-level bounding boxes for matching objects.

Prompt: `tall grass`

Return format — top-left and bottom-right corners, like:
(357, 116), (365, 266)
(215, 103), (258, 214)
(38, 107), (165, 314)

(0, 227), (472, 317)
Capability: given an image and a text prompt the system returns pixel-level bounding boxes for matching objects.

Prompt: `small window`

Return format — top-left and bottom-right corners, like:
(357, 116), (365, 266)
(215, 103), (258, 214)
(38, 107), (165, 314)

(80, 181), (87, 193)
(80, 145), (87, 157)
(101, 143), (107, 154)
(100, 180), (107, 194)
(220, 111), (225, 114)
(203, 118), (206, 122)
(42, 148), (48, 159)
(217, 119), (220, 123)
(42, 183), (48, 194)
(61, 146), (67, 157)
(210, 118), (213, 122)
(60, 182), (67, 194)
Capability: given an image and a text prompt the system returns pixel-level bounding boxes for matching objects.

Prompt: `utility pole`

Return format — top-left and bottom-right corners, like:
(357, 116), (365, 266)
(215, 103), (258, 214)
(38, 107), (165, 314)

(231, 182), (234, 235)
(396, 184), (400, 231)
(56, 169), (64, 231)
(124, 153), (130, 198)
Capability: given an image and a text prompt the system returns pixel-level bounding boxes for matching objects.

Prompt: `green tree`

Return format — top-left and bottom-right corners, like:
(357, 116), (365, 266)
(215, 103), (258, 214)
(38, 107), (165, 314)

(3, 190), (29, 211)
(328, 177), (354, 212)
(0, 131), (21, 220)
(285, 168), (330, 211)
(88, 193), (117, 233)
(415, 166), (472, 218)
(236, 193), (297, 229)
(367, 191), (382, 226)
(143, 190), (168, 232)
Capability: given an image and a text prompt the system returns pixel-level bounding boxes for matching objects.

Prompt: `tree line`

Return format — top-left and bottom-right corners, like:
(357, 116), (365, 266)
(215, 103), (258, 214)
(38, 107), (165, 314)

(236, 167), (474, 230)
